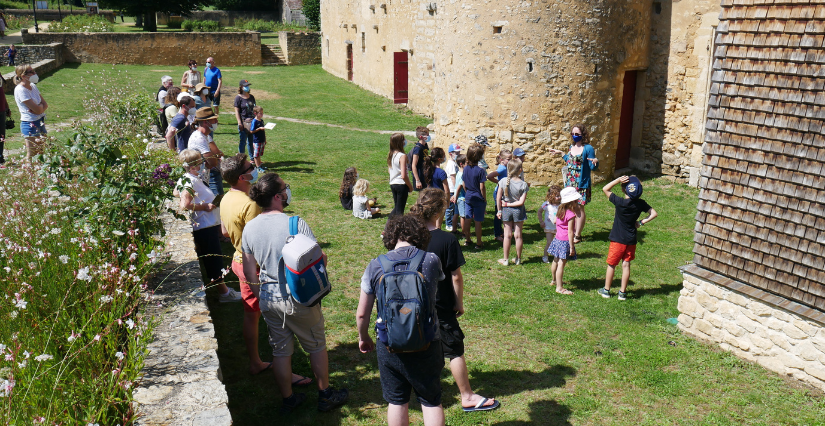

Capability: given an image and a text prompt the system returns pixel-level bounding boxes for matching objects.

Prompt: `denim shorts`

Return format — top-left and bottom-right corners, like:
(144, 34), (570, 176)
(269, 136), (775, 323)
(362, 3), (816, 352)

(21, 118), (47, 137)
(456, 197), (466, 217)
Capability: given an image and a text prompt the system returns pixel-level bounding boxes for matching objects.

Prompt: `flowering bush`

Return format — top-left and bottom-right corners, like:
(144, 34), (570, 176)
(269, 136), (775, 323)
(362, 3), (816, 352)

(4, 14), (33, 31)
(233, 18), (307, 33)
(0, 72), (179, 423)
(47, 15), (114, 33)
(181, 19), (223, 32)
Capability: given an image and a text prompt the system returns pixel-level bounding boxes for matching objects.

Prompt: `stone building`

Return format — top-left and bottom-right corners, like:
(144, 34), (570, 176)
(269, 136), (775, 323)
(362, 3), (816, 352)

(320, 0), (722, 185)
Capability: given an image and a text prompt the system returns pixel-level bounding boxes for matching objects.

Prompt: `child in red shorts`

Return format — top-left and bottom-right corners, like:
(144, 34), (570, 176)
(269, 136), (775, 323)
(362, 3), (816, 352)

(598, 176), (657, 300)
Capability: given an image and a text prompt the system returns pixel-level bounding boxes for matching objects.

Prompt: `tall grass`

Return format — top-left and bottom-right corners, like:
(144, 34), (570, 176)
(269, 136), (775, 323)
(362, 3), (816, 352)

(0, 71), (179, 424)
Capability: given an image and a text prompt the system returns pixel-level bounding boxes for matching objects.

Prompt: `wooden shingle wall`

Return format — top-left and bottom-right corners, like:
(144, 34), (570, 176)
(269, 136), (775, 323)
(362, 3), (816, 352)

(697, 0), (825, 312)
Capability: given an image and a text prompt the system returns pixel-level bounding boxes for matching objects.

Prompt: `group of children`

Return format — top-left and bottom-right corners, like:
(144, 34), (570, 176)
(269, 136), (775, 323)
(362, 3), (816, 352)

(340, 127), (659, 299)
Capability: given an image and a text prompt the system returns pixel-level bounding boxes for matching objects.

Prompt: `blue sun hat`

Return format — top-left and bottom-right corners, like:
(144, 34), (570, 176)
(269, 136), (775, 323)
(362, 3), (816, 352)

(625, 176), (643, 199)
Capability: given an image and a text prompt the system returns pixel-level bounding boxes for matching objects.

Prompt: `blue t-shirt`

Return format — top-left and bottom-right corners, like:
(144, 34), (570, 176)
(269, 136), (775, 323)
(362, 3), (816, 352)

(411, 143), (428, 181)
(430, 168), (447, 190)
(203, 67), (222, 93)
(170, 113), (193, 152)
(251, 118), (266, 145)
(462, 165), (487, 202)
(493, 163), (508, 195)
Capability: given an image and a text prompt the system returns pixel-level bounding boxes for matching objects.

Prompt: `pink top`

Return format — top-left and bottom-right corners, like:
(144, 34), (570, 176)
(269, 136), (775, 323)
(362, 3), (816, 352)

(555, 209), (577, 241)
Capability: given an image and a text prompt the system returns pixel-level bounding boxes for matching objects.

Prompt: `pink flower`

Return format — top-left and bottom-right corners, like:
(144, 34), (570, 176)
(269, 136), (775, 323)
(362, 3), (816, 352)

(93, 335), (101, 342)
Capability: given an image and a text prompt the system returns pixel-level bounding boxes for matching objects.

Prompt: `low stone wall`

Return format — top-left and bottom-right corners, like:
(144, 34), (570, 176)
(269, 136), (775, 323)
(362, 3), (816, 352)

(2, 51), (65, 95)
(156, 11), (277, 27)
(279, 31), (320, 65)
(21, 32), (262, 66)
(0, 43), (63, 68)
(4, 9), (116, 23)
(678, 271), (825, 391)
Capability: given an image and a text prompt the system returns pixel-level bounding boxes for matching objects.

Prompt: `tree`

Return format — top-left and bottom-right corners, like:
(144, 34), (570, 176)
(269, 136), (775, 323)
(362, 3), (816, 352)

(98, 0), (207, 31)
(302, 0), (320, 30)
(210, 0), (275, 11)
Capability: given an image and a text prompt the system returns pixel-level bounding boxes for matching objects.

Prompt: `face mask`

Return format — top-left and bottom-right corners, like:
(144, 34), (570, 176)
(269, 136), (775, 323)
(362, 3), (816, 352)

(572, 134), (583, 143)
(243, 86), (250, 93)
(424, 135), (432, 143)
(188, 107), (196, 117)
(282, 187), (292, 208)
(245, 167), (259, 184)
(403, 140), (409, 148)
(209, 122), (218, 132)
(29, 74), (39, 84)
(201, 89), (209, 96)
(205, 62), (213, 69)
(191, 66), (197, 71)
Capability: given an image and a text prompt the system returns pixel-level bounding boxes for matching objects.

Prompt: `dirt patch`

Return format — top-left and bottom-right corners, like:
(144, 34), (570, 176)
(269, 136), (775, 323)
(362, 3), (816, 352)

(249, 90), (281, 100)
(150, 70), (174, 72)
(244, 71), (266, 75)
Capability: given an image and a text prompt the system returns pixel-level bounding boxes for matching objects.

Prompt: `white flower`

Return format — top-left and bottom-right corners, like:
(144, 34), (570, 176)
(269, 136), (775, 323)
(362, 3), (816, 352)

(129, 252), (137, 262)
(67, 332), (79, 342)
(77, 267), (93, 282)
(24, 351), (30, 359)
(17, 360), (26, 368)
(99, 295), (113, 304)
(125, 319), (135, 330)
(50, 228), (60, 235)
(112, 230), (125, 236)
(34, 354), (52, 362)
(0, 344), (5, 351)
(13, 299), (26, 310)
(9, 311), (17, 319)
(115, 351), (124, 360)
(0, 379), (14, 397)
(59, 255), (69, 264)
(93, 334), (101, 341)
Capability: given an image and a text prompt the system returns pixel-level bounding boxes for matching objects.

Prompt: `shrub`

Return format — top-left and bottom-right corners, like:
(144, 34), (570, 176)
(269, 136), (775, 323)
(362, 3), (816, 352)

(181, 19), (223, 32)
(0, 70), (179, 424)
(233, 18), (307, 33)
(46, 14), (114, 33)
(3, 14), (33, 31)
(303, 0), (320, 30)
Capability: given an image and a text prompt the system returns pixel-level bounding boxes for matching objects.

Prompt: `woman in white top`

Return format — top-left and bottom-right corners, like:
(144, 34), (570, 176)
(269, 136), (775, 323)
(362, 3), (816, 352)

(387, 133), (413, 217)
(181, 59), (202, 93)
(13, 64), (48, 161)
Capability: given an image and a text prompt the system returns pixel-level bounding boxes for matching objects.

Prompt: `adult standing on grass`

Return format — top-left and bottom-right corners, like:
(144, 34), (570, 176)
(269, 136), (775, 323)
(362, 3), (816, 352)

(14, 64), (48, 161)
(388, 133), (413, 217)
(234, 79), (256, 155)
(204, 57), (223, 114)
(242, 173), (349, 414)
(189, 107), (225, 197)
(411, 189), (501, 414)
(547, 123), (598, 243)
(0, 73), (10, 168)
(181, 59), (201, 93)
(165, 95), (196, 152)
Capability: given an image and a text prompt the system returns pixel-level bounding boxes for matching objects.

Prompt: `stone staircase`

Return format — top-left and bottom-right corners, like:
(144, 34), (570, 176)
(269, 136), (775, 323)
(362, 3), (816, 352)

(261, 44), (286, 66)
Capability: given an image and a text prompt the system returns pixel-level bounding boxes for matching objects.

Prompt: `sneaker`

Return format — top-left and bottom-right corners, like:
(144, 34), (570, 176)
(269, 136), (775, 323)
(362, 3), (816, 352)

(497, 258), (509, 266)
(281, 392), (307, 414)
(257, 166), (267, 173)
(219, 288), (242, 303)
(618, 291), (628, 301)
(512, 257), (521, 265)
(318, 387), (348, 412)
(542, 255), (549, 263)
(597, 288), (611, 298)
(446, 225), (453, 232)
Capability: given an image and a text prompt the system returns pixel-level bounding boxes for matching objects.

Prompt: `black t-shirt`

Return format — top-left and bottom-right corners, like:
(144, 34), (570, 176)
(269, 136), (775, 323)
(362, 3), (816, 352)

(233, 94), (257, 121)
(411, 142), (428, 180)
(340, 185), (353, 210)
(427, 229), (466, 316)
(608, 193), (652, 245)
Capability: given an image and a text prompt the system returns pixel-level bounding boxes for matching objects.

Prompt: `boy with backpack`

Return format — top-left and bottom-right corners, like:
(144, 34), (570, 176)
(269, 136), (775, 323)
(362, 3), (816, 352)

(356, 214), (446, 426)
(597, 175), (658, 301)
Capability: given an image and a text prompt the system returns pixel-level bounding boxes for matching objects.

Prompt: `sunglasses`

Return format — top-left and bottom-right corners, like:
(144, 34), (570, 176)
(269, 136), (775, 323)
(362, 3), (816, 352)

(24, 70), (35, 75)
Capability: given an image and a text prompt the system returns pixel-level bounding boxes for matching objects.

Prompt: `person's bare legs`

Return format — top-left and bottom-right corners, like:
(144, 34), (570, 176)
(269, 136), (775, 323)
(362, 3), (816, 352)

(604, 264), (616, 291)
(501, 222), (512, 260)
(513, 222), (524, 261)
(388, 403), (410, 426)
(422, 405), (445, 426)
(554, 259), (570, 293)
(620, 260), (631, 293)
(474, 220), (483, 246)
(244, 310), (269, 374)
(551, 257), (558, 284)
(544, 232), (553, 257)
(462, 217), (471, 241)
(575, 207), (586, 241)
(272, 356), (294, 398)
(449, 356), (496, 408)
(308, 349), (330, 391)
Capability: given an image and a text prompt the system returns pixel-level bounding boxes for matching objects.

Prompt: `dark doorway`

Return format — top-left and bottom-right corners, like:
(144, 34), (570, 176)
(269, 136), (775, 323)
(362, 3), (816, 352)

(393, 52), (409, 104)
(346, 44), (353, 81)
(616, 70), (637, 169)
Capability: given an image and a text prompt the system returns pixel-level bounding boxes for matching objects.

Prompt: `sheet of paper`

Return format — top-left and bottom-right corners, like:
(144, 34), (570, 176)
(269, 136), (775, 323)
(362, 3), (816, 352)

(264, 122), (277, 130)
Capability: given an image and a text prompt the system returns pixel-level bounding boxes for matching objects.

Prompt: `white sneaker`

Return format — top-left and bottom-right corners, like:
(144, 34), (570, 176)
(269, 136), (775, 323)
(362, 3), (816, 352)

(497, 258), (509, 266)
(512, 257), (521, 265)
(219, 288), (243, 303)
(446, 225), (453, 232)
(542, 255), (549, 263)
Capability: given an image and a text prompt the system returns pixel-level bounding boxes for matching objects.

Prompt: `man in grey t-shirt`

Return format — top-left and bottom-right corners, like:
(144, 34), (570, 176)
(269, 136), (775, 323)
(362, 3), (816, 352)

(241, 173), (348, 413)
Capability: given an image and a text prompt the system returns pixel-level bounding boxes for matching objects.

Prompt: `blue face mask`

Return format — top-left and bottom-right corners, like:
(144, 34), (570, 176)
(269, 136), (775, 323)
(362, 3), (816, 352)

(243, 86), (250, 93)
(424, 135), (432, 143)
(246, 167), (259, 184)
(572, 134), (583, 143)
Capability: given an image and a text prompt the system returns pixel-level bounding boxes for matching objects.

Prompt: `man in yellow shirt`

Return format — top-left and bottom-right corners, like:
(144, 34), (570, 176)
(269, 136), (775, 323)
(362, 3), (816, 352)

(219, 154), (312, 385)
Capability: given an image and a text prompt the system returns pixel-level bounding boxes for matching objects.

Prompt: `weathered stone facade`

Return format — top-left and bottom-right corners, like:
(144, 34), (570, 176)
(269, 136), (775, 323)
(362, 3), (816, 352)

(279, 31), (321, 65)
(2, 45), (65, 94)
(21, 32), (262, 66)
(678, 272), (825, 391)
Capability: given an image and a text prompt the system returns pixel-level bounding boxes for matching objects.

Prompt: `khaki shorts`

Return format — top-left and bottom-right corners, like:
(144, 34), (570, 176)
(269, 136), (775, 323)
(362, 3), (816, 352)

(260, 297), (326, 357)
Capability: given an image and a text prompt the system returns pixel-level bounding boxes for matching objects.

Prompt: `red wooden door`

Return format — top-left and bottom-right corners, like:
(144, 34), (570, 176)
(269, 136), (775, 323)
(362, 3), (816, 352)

(394, 52), (409, 104)
(347, 44), (353, 81)
(616, 70), (637, 169)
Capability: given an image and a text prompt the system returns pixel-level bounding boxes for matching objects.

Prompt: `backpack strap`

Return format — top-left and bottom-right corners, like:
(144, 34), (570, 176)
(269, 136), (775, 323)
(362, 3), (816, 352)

(289, 215), (299, 236)
(377, 248), (426, 274)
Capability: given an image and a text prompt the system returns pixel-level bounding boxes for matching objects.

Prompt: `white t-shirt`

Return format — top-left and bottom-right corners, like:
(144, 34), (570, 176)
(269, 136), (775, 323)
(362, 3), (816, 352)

(444, 159), (458, 193)
(176, 173), (219, 231)
(14, 84), (44, 122)
(540, 201), (559, 232)
(388, 151), (405, 185)
(188, 130), (211, 154)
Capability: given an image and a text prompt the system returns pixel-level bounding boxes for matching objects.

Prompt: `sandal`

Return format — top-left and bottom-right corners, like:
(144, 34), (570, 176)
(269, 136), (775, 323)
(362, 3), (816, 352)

(573, 236), (583, 244)
(556, 288), (573, 295)
(474, 244), (484, 250)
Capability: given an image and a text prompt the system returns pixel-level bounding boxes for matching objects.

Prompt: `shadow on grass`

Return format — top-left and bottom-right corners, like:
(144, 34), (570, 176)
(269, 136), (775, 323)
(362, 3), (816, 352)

(493, 400), (573, 426)
(266, 159), (317, 173)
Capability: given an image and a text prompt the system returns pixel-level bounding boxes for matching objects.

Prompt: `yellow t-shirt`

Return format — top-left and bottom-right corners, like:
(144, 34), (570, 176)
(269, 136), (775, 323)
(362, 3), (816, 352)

(219, 190), (262, 264)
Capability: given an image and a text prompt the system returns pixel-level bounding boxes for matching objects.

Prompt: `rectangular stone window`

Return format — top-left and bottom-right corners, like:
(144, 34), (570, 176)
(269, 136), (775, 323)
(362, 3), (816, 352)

(361, 32), (366, 53)
(493, 26), (502, 34)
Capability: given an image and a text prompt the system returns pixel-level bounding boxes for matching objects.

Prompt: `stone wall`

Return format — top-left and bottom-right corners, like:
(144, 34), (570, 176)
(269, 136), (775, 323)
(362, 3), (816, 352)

(156, 11), (277, 27)
(279, 31), (320, 65)
(678, 271), (825, 392)
(322, 0), (652, 186)
(4, 9), (116, 23)
(21, 32), (262, 66)
(638, 0), (720, 183)
(2, 45), (65, 95)
(0, 43), (63, 68)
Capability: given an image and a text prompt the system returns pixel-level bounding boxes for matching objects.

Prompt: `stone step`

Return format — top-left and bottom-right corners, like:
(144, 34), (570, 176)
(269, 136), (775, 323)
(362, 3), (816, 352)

(261, 43), (286, 66)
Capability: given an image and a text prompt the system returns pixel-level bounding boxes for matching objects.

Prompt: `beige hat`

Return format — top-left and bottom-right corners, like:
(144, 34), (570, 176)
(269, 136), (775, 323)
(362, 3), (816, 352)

(194, 107), (219, 121)
(560, 187), (582, 204)
(193, 82), (211, 94)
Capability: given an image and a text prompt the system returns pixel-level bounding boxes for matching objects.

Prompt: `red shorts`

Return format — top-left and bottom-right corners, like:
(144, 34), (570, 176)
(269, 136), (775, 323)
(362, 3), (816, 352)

(231, 260), (260, 312)
(606, 241), (636, 266)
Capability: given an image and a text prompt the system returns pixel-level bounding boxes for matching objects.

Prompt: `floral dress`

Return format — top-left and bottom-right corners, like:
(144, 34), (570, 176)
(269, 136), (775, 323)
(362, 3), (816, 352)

(564, 154), (587, 206)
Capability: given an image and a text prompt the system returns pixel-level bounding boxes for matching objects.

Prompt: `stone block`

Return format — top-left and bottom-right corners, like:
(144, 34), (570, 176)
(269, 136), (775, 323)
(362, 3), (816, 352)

(749, 302), (774, 317)
(736, 315), (759, 333)
(498, 130), (513, 142)
(694, 318), (715, 336)
(134, 385), (174, 405)
(724, 322), (746, 337)
(695, 292), (718, 311)
(706, 313), (724, 328)
(704, 282), (726, 298)
(718, 302), (738, 320)
(783, 324), (809, 341)
(768, 333), (792, 352)
(677, 296), (699, 315)
(751, 335), (774, 350)
(525, 125), (542, 133)
(796, 342), (821, 361)
(766, 318), (785, 331)
(678, 313), (693, 328)
(725, 292), (748, 307)
(793, 320), (820, 337)
(515, 133), (536, 140)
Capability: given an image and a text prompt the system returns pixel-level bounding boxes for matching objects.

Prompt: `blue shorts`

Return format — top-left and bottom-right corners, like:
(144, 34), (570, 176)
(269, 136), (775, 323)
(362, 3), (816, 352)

(456, 197), (466, 218)
(21, 118), (47, 137)
(465, 198), (486, 222)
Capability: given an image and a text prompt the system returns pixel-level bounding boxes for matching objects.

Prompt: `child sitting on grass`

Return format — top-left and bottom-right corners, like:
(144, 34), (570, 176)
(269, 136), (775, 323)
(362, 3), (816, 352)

(538, 185), (562, 263)
(339, 167), (357, 210)
(248, 106), (267, 172)
(598, 176), (657, 301)
(352, 178), (380, 219)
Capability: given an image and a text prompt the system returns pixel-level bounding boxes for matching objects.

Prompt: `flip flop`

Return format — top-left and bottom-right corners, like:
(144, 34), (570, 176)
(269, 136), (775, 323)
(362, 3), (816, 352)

(462, 397), (500, 412)
(251, 362), (273, 375)
(556, 288), (574, 295)
(291, 375), (313, 386)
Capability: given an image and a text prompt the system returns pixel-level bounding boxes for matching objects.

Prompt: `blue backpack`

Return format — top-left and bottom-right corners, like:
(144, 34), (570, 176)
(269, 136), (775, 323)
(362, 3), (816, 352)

(278, 216), (331, 307)
(375, 249), (437, 353)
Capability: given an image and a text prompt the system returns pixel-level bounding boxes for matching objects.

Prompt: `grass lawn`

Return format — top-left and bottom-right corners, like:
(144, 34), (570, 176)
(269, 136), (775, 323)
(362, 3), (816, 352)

(4, 63), (824, 424)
